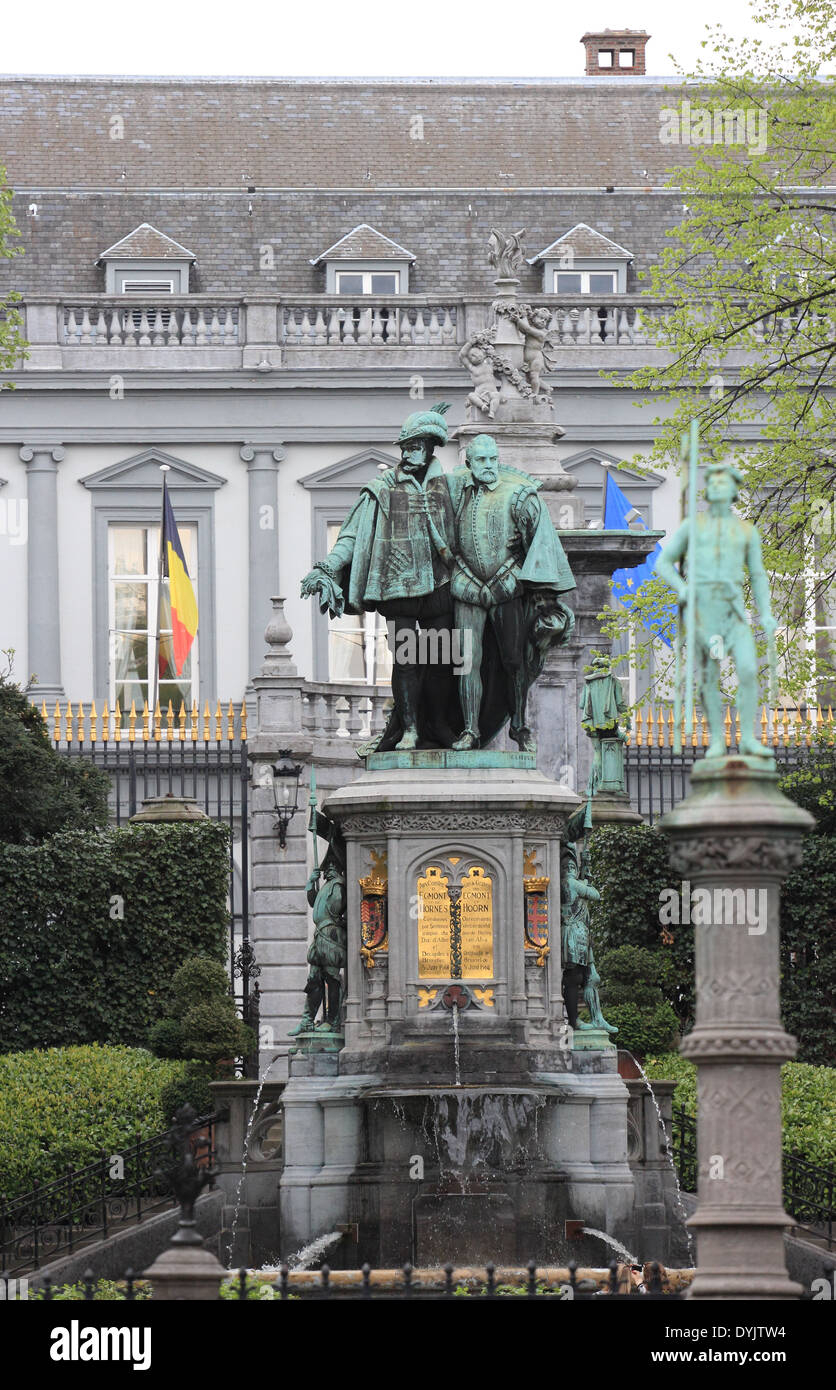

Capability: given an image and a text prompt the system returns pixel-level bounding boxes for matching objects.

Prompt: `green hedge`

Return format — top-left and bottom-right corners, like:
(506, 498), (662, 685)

(588, 823), (694, 1038)
(0, 821), (230, 1052)
(644, 1054), (836, 1167)
(0, 1045), (190, 1200)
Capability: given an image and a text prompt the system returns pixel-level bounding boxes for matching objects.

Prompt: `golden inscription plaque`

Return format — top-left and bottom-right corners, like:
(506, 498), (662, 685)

(417, 866), (452, 979)
(460, 865), (494, 978)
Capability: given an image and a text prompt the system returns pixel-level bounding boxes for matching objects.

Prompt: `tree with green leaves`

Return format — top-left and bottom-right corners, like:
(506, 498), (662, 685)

(0, 654), (110, 843)
(0, 166), (26, 377)
(610, 0), (836, 707)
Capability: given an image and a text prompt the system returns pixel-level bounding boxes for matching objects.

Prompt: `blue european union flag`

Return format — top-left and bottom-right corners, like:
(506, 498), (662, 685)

(604, 471), (674, 647)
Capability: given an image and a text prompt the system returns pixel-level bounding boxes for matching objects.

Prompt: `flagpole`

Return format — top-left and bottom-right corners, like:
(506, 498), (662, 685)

(152, 464), (170, 719)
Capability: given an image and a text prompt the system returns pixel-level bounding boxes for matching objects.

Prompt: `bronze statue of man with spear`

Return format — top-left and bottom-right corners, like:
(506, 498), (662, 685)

(656, 430), (777, 760)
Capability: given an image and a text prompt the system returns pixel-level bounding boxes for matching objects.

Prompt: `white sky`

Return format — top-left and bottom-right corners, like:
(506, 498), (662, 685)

(0, 0), (793, 78)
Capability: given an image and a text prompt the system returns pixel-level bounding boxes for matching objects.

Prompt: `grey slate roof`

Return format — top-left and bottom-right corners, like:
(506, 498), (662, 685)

(97, 223), (197, 262)
(529, 223), (634, 261)
(310, 224), (416, 264)
(0, 76), (693, 189)
(0, 76), (697, 297)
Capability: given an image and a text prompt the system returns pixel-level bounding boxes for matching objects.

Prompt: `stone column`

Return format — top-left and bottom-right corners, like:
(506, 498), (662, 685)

(661, 760), (813, 1299)
(21, 444), (65, 703)
(241, 444), (284, 686)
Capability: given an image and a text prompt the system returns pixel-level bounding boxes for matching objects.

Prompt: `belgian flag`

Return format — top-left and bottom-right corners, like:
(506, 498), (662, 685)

(160, 478), (198, 677)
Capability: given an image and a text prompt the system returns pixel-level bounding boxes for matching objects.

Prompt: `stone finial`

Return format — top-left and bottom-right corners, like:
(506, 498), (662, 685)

(487, 228), (526, 281)
(262, 596), (297, 677)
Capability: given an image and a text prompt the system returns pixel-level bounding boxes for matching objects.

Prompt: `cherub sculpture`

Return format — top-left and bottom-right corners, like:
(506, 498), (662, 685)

(459, 334), (502, 420)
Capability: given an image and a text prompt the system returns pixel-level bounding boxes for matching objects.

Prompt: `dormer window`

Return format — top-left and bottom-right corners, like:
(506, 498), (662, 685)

(529, 224), (633, 295)
(554, 270), (618, 294)
(311, 224), (415, 294)
(96, 224), (196, 295)
(335, 271), (401, 295)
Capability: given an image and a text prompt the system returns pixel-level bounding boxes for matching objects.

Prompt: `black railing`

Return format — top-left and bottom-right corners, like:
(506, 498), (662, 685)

(785, 1153), (836, 1247)
(0, 1114), (218, 1278)
(626, 742), (830, 823)
(33, 1260), (684, 1300)
(670, 1105), (835, 1248)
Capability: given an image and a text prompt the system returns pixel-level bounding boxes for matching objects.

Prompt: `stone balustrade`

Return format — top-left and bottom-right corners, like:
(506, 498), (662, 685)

(62, 298), (240, 347)
(282, 298), (460, 346)
(300, 680), (392, 742)
(15, 293), (686, 369)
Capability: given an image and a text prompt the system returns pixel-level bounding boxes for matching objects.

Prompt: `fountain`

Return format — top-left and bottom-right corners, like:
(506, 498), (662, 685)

(267, 252), (667, 1272)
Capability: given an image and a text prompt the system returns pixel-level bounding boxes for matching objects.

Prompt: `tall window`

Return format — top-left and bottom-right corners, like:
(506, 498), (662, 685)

(108, 523), (198, 716)
(326, 524), (392, 684)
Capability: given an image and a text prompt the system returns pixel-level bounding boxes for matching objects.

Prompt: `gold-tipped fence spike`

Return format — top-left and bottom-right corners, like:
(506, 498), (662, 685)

(178, 701), (187, 741)
(240, 699), (248, 741)
(114, 701), (122, 743)
(102, 701), (110, 743)
(657, 707), (665, 748)
(128, 700), (137, 743)
(691, 706), (698, 749)
(141, 701), (150, 741)
(40, 699), (48, 727)
(214, 699), (223, 741)
(77, 702), (86, 745)
(166, 700), (175, 741)
(90, 700), (98, 745)
(191, 700), (199, 741)
(724, 706), (732, 748)
(635, 708), (643, 747)
(52, 700), (61, 742)
(760, 705), (768, 745)
(782, 706), (790, 745)
(153, 699), (162, 743)
(203, 700), (211, 742)
(734, 708), (741, 749)
(667, 707), (675, 748)
(227, 700), (235, 741)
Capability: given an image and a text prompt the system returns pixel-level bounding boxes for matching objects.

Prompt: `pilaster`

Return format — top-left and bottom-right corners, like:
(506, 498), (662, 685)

(20, 442), (65, 703)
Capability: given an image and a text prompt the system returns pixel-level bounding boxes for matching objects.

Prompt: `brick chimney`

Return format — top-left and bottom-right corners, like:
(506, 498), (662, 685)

(581, 30), (650, 75)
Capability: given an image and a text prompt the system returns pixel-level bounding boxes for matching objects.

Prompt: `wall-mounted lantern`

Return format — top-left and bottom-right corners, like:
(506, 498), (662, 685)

(272, 749), (303, 849)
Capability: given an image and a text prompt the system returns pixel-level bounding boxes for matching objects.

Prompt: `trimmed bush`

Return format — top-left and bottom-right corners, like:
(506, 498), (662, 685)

(0, 1045), (190, 1200)
(0, 821), (230, 1052)
(643, 1054), (836, 1166)
(158, 1063), (215, 1125)
(148, 956), (255, 1072)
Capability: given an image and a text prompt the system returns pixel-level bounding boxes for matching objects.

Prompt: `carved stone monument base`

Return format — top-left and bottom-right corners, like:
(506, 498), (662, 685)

(661, 759), (813, 1300)
(278, 758), (643, 1268)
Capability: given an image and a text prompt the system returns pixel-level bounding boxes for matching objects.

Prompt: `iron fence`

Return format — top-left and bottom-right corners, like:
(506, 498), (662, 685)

(0, 1114), (218, 1278)
(626, 742), (831, 824)
(32, 1260), (685, 1300)
(670, 1105), (835, 1248)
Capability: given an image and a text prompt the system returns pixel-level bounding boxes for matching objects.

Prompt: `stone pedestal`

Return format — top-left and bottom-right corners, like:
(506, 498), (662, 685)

(660, 759), (813, 1300)
(278, 754), (639, 1268)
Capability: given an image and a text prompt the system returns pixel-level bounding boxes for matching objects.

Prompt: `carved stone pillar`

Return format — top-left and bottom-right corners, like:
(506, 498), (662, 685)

(661, 761), (813, 1299)
(21, 443), (65, 702)
(241, 443), (284, 685)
